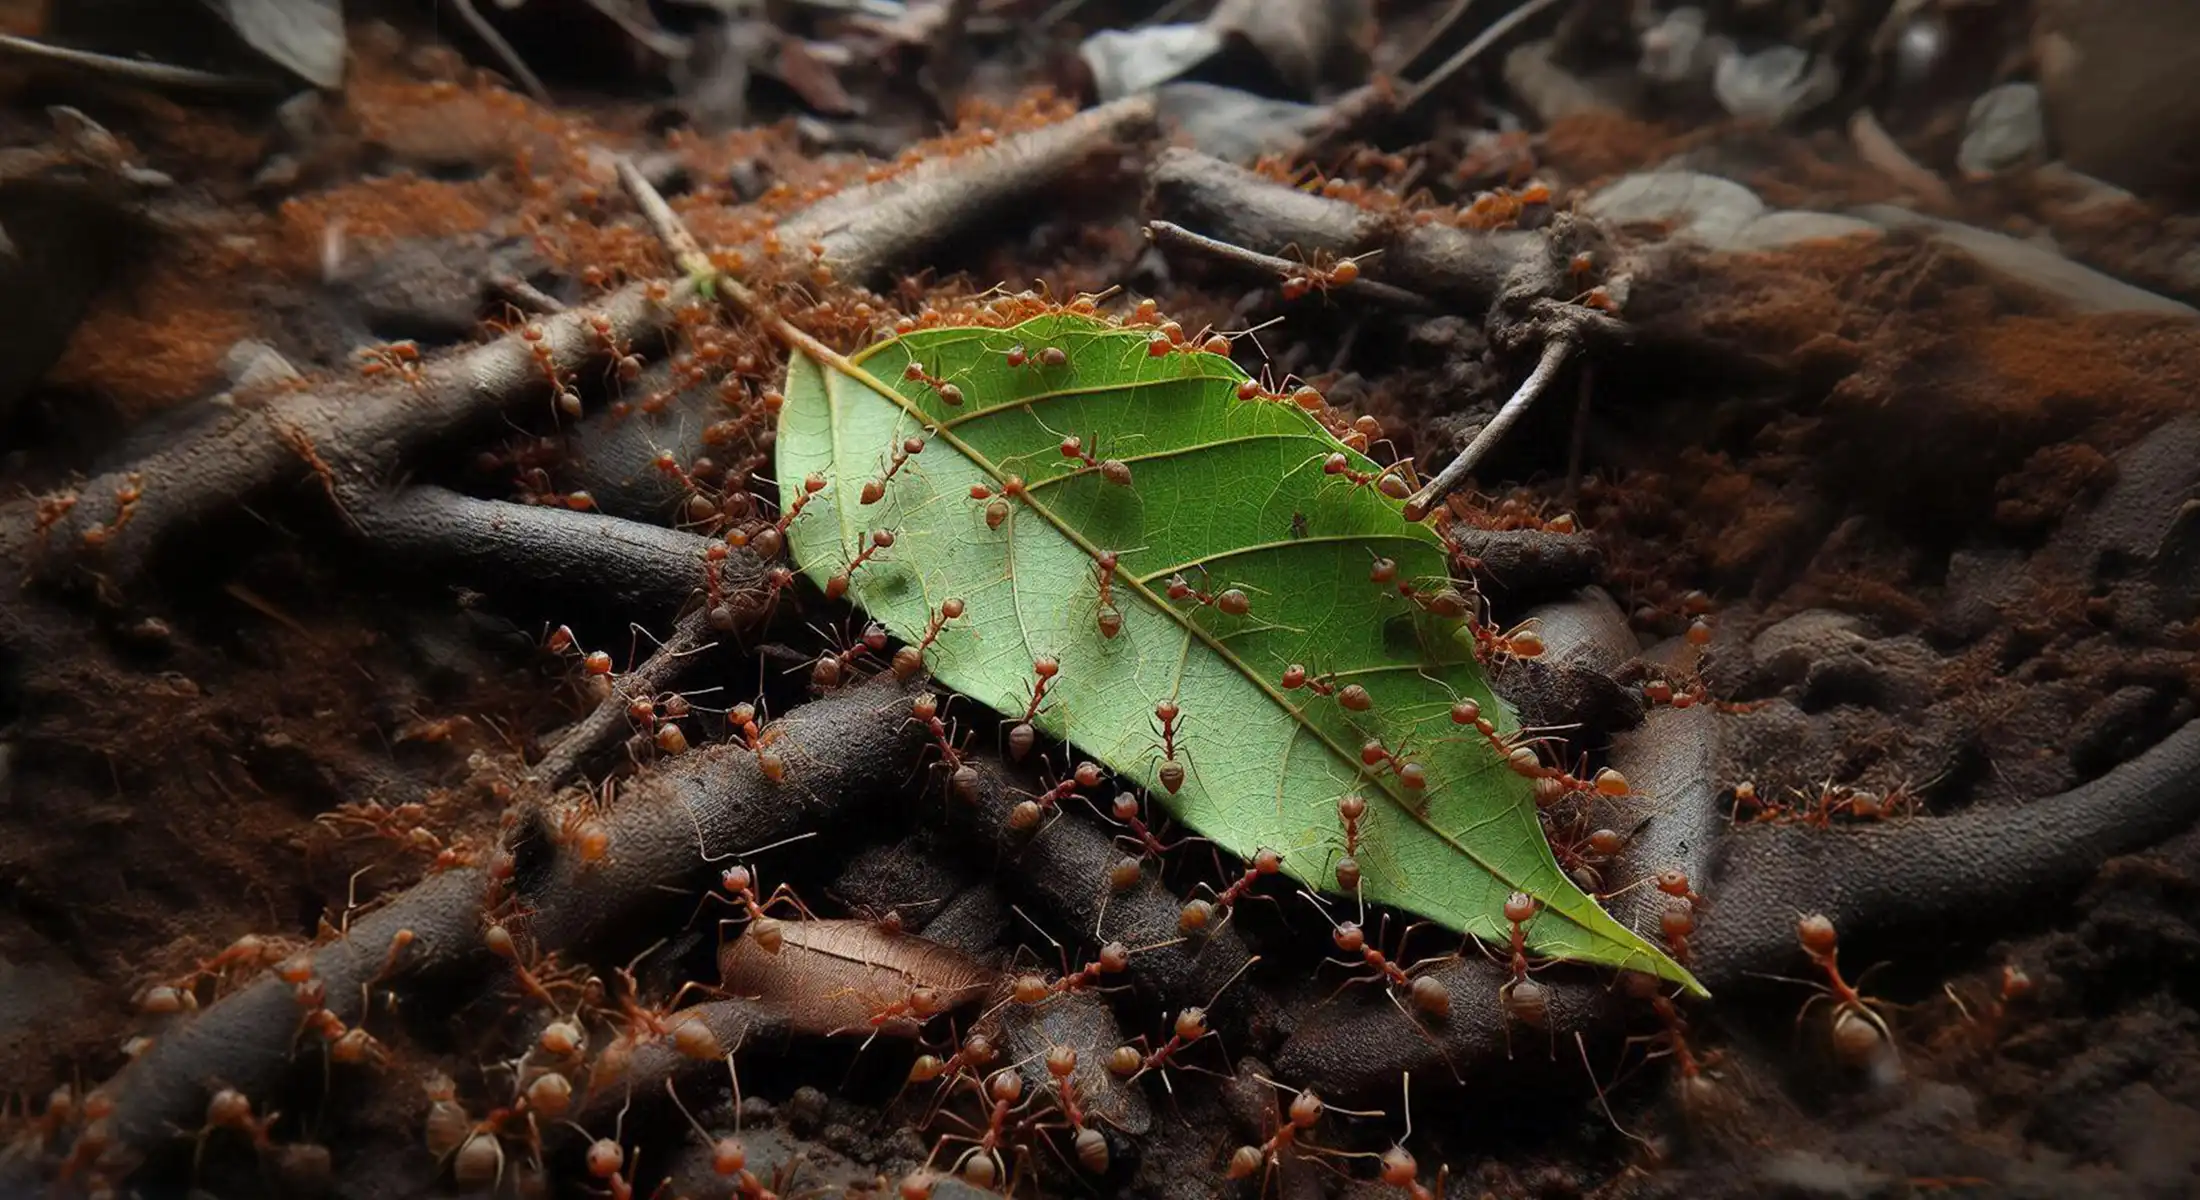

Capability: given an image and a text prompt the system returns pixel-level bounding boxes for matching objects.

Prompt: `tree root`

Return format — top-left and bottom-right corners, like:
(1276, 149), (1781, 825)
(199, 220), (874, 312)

(561, 98), (1166, 528)
(1280, 689), (2200, 1095)
(943, 757), (1278, 1044)
(782, 95), (1159, 289)
(1695, 714), (2200, 991)
(1146, 148), (1593, 333)
(95, 676), (925, 1167)
(343, 484), (756, 618)
(5, 279), (698, 590)
(507, 675), (926, 958)
(101, 866), (493, 1164)
(527, 606), (717, 793)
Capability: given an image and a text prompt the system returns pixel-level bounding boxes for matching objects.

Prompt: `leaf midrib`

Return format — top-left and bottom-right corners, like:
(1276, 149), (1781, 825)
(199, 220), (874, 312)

(813, 326), (1610, 943)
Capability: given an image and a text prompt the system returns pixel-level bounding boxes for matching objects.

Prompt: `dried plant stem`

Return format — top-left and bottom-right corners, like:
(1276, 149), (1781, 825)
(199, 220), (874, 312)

(1145, 220), (1435, 311)
(0, 33), (271, 91)
(1398, 0), (1569, 118)
(446, 0), (553, 104)
(529, 606), (718, 792)
(1403, 336), (1576, 521)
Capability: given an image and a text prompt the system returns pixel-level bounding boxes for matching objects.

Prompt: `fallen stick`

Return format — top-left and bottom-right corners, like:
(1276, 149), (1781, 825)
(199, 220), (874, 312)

(341, 484), (752, 618)
(94, 676), (927, 1167)
(1144, 220), (1435, 310)
(1279, 712), (2200, 1095)
(943, 757), (1277, 1047)
(1147, 148), (1570, 316)
(562, 98), (1167, 525)
(781, 95), (1160, 288)
(6, 279), (697, 590)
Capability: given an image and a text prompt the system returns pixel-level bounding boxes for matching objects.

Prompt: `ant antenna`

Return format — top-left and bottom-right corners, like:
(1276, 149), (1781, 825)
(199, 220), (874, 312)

(1399, 1072), (1414, 1143)
(1206, 953), (1261, 1009)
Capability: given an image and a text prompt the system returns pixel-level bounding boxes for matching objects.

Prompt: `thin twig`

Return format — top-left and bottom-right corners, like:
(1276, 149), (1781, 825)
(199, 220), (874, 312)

(447, 0), (553, 104)
(1398, 0), (1567, 118)
(579, 0), (691, 59)
(1391, 0), (1478, 79)
(0, 33), (275, 91)
(1403, 336), (1575, 521)
(613, 156), (714, 279)
(530, 606), (717, 790)
(1144, 219), (1435, 311)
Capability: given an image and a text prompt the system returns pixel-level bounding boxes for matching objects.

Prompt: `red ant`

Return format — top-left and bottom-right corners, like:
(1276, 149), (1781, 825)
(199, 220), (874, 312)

(1149, 699), (1188, 794)
(1278, 247), (1376, 301)
(1096, 790), (1203, 864)
(907, 691), (971, 775)
(1042, 1045), (1112, 1176)
(809, 620), (890, 690)
(968, 474), (1026, 530)
(666, 1072), (774, 1198)
(1321, 451), (1413, 501)
(858, 431), (930, 506)
(1618, 972), (1723, 1119)
(824, 528), (896, 600)
(1004, 940), (1133, 1009)
(1178, 848), (1284, 934)
(1358, 735), (1429, 794)
(1373, 1074), (1449, 1200)
(1004, 655), (1059, 761)
(584, 310), (644, 388)
(1004, 341), (1069, 371)
(1466, 615), (1547, 661)
(355, 340), (427, 392)
(1163, 568), (1251, 617)
(727, 701), (788, 783)
(578, 1092), (647, 1200)
(1492, 892), (1551, 1055)
(900, 358), (966, 408)
(1007, 758), (1105, 833)
(1106, 955), (1257, 1093)
(691, 863), (815, 955)
(768, 473), (828, 546)
(892, 596), (966, 679)
(1279, 663), (1375, 716)
(1225, 1077), (1379, 1190)
(1309, 900), (1453, 1023)
(1056, 433), (1132, 488)
(191, 1087), (279, 1179)
(1780, 913), (1897, 1070)
(921, 1067), (1036, 1191)
(1333, 793), (1366, 894)
(518, 323), (581, 419)
(1092, 551), (1124, 640)
(901, 1030), (1000, 1131)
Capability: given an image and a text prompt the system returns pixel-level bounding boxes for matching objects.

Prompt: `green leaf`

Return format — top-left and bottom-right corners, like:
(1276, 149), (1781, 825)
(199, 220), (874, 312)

(778, 311), (1703, 994)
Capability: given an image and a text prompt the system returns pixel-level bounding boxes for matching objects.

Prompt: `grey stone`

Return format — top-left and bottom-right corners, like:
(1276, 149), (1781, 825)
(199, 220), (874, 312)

(1749, 609), (1869, 692)
(1638, 6), (1717, 84)
(1079, 24), (1224, 101)
(1958, 83), (2045, 177)
(1152, 83), (1324, 164)
(1504, 39), (1627, 122)
(1587, 171), (1765, 245)
(1714, 44), (1839, 125)
(214, 0), (346, 88)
